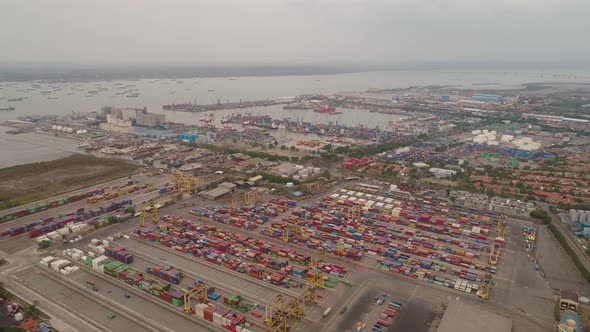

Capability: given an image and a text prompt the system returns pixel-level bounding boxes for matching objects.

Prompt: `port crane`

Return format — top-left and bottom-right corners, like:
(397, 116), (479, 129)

(184, 283), (208, 313)
(172, 171), (196, 194)
(139, 201), (159, 227)
(231, 191), (262, 210)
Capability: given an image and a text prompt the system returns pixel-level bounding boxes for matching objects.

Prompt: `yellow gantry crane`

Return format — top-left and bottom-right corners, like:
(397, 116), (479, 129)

(172, 171), (196, 194)
(497, 218), (507, 238)
(231, 191), (262, 209)
(139, 201), (159, 227)
(184, 284), (208, 313)
(489, 243), (501, 266)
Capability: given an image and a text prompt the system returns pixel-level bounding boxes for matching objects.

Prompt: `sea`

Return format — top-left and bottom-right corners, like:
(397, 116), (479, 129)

(1, 67), (589, 167)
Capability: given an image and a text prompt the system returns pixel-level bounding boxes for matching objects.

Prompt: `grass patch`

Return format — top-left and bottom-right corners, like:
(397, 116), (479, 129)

(0, 154), (139, 211)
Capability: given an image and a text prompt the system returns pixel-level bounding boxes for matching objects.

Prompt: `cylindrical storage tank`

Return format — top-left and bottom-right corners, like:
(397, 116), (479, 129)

(313, 167), (321, 174)
(286, 182), (294, 188)
(56, 126), (63, 131)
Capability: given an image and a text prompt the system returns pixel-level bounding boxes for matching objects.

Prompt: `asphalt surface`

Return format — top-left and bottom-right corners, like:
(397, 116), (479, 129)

(18, 267), (145, 332)
(536, 224), (589, 294)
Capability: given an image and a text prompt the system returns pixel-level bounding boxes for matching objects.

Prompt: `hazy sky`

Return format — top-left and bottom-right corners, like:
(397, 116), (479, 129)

(2, 0), (589, 66)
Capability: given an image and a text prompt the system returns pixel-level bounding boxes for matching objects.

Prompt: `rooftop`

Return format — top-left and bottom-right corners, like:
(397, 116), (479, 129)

(436, 300), (512, 332)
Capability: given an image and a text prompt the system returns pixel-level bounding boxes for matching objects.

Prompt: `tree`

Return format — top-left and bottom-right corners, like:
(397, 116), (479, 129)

(0, 282), (13, 300)
(290, 146), (296, 151)
(322, 170), (331, 179)
(108, 216), (119, 224)
(280, 145), (287, 150)
(125, 206), (136, 214)
(23, 300), (41, 319)
(38, 240), (51, 249)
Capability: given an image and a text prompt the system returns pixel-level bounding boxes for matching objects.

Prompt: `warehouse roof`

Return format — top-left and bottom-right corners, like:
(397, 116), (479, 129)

(201, 187), (232, 199)
(561, 290), (578, 303)
(436, 301), (511, 332)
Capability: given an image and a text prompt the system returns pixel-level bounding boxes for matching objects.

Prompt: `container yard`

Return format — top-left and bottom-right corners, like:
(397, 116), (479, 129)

(0, 172), (564, 332)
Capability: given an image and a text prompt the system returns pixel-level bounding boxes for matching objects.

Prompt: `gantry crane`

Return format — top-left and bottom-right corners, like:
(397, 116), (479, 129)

(347, 202), (364, 221)
(310, 249), (327, 269)
(302, 285), (318, 305)
(310, 272), (325, 290)
(489, 243), (501, 266)
(231, 191), (262, 209)
(265, 295), (289, 332)
(264, 294), (306, 332)
(479, 274), (493, 300)
(139, 201), (159, 227)
(173, 171), (196, 194)
(497, 218), (507, 238)
(184, 283), (208, 313)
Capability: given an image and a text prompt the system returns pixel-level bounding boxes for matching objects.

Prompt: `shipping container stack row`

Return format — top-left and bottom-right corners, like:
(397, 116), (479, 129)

(261, 222), (364, 261)
(314, 198), (497, 248)
(146, 265), (184, 284)
(39, 256), (80, 276)
(84, 255), (253, 331)
(0, 187), (109, 223)
(523, 226), (536, 255)
(136, 218), (343, 289)
(377, 257), (482, 294)
(137, 227), (303, 289)
(372, 300), (402, 332)
(160, 215), (348, 275)
(104, 246), (134, 264)
(1, 199), (133, 239)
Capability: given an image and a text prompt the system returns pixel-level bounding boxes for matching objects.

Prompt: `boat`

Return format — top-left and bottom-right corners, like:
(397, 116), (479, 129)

(48, 97), (59, 100)
(7, 97), (23, 102)
(328, 112), (343, 115)
(0, 106), (15, 111)
(314, 106), (336, 113)
(208, 89), (215, 92)
(127, 93), (140, 98)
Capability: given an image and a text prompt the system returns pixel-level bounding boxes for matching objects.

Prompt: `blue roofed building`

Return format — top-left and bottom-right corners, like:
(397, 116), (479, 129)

(471, 94), (504, 103)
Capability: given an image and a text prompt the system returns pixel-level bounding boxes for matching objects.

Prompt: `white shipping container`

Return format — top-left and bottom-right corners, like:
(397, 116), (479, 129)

(102, 240), (109, 247)
(57, 228), (70, 236)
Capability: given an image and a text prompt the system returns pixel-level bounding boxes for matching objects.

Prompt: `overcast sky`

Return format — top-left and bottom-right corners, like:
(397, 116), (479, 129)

(1, 0), (589, 66)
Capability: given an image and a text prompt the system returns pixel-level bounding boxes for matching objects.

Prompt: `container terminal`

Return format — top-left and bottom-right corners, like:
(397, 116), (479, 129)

(0, 85), (589, 331)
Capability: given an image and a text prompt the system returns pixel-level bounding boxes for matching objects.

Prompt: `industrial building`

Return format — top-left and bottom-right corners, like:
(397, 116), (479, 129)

(100, 106), (166, 133)
(560, 290), (579, 312)
(471, 94), (504, 103)
(428, 167), (457, 178)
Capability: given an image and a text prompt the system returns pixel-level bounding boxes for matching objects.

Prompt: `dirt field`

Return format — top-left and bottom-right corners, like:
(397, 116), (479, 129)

(0, 154), (139, 210)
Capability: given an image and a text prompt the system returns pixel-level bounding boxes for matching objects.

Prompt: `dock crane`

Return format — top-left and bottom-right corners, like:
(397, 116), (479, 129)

(172, 171), (196, 194)
(489, 243), (501, 266)
(184, 283), (208, 314)
(139, 201), (159, 227)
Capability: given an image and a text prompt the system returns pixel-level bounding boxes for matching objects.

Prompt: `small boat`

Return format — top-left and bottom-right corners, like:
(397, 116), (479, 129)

(0, 106), (15, 111)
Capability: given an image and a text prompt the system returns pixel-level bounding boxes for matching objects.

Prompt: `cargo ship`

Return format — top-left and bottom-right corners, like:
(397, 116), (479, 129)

(162, 103), (194, 111)
(0, 106), (15, 111)
(314, 106), (336, 113)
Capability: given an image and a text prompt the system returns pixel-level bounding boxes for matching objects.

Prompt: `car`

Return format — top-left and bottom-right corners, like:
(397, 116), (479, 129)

(124, 294), (131, 299)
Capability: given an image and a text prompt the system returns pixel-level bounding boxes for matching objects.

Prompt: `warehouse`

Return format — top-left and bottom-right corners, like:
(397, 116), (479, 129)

(200, 186), (233, 200)
(435, 300), (511, 332)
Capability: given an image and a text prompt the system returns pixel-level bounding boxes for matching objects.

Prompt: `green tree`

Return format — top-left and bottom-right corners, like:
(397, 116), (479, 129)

(108, 216), (119, 224)
(280, 145), (287, 150)
(125, 206), (136, 214)
(23, 300), (41, 319)
(38, 240), (51, 249)
(290, 146), (296, 151)
(322, 170), (331, 179)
